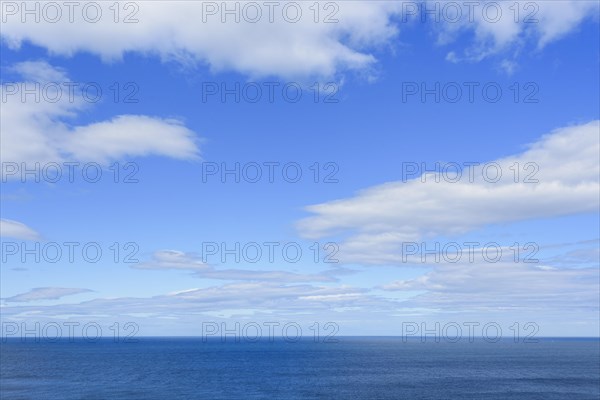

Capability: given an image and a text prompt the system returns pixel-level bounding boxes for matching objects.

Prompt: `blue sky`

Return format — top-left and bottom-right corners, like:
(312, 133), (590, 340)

(1, 1), (599, 337)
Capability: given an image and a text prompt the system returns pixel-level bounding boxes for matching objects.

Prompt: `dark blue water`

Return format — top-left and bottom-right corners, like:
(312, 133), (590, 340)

(1, 338), (599, 399)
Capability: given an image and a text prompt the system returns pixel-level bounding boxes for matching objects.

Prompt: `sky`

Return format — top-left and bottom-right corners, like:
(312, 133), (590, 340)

(0, 0), (599, 338)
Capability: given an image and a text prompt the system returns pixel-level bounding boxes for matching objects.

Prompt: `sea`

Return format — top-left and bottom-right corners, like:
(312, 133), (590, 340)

(1, 337), (599, 399)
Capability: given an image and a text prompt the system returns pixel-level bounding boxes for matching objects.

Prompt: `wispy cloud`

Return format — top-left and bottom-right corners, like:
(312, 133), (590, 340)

(0, 282), (394, 323)
(297, 121), (600, 264)
(381, 261), (599, 314)
(134, 250), (338, 283)
(0, 219), (41, 240)
(1, 61), (200, 172)
(431, 0), (599, 64)
(4, 287), (92, 303)
(2, 2), (596, 78)
(0, 2), (403, 79)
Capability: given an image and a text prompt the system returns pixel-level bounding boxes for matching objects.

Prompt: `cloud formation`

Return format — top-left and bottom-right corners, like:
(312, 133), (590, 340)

(0, 281), (392, 322)
(0, 219), (41, 240)
(4, 287), (92, 302)
(1, 61), (200, 174)
(297, 121), (600, 264)
(431, 0), (599, 64)
(381, 261), (599, 315)
(1, 1), (596, 78)
(1, 1), (403, 79)
(134, 250), (338, 283)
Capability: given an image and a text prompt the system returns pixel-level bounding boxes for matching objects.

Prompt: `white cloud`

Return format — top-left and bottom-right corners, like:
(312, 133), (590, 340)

(297, 121), (600, 264)
(540, 239), (600, 267)
(0, 282), (391, 321)
(2, 272), (596, 335)
(63, 115), (200, 164)
(381, 261), (599, 313)
(0, 1), (403, 79)
(166, 282), (366, 305)
(134, 250), (337, 283)
(1, 61), (200, 172)
(430, 0), (599, 63)
(0, 219), (41, 240)
(134, 250), (210, 271)
(533, 0), (599, 47)
(201, 269), (337, 283)
(2, 2), (595, 78)
(4, 287), (92, 302)
(8, 60), (68, 81)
